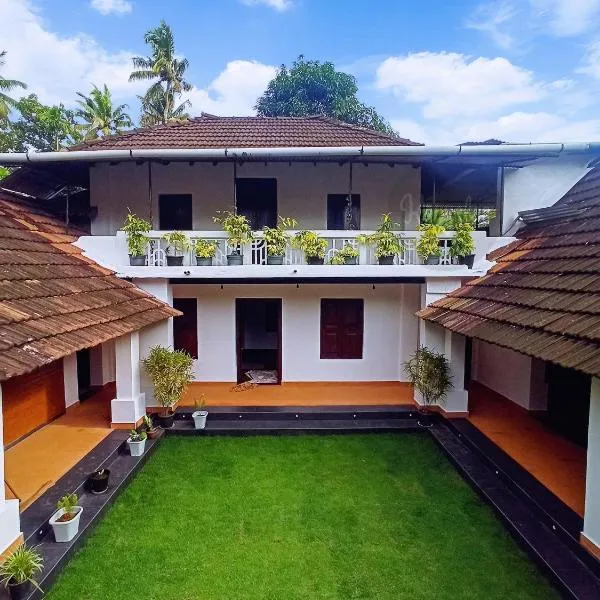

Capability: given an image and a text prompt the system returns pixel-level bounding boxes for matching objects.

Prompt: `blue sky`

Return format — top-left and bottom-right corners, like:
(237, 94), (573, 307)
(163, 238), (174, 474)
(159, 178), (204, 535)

(2, 0), (600, 143)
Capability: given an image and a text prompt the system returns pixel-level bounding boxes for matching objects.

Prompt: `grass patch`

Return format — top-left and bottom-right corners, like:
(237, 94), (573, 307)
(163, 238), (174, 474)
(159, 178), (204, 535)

(47, 434), (558, 599)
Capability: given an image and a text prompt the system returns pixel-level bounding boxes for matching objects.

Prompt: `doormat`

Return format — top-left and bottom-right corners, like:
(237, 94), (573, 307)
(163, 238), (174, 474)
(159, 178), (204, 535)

(245, 370), (279, 384)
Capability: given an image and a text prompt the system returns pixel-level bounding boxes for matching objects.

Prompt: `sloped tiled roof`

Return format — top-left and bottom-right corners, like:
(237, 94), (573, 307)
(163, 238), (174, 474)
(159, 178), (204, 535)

(71, 115), (420, 150)
(419, 168), (600, 377)
(0, 193), (179, 381)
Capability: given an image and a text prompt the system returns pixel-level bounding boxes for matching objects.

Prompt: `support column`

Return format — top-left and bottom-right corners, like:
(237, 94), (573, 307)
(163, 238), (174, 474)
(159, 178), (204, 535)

(111, 332), (145, 428)
(443, 330), (469, 416)
(0, 384), (23, 556)
(582, 377), (600, 560)
(63, 353), (79, 409)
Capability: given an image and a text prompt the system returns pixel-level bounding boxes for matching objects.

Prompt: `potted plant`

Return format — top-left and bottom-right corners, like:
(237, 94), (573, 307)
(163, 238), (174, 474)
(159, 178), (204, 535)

(262, 216), (297, 265)
(0, 544), (43, 600)
(121, 211), (151, 266)
(143, 414), (160, 439)
(358, 213), (404, 265)
(193, 239), (217, 266)
(450, 222), (476, 269)
(417, 224), (445, 265)
(292, 230), (328, 265)
(49, 493), (83, 543)
(86, 468), (110, 494)
(127, 429), (147, 456)
(404, 346), (452, 427)
(162, 231), (189, 266)
(330, 243), (359, 265)
(213, 211), (253, 265)
(192, 394), (208, 430)
(143, 346), (194, 429)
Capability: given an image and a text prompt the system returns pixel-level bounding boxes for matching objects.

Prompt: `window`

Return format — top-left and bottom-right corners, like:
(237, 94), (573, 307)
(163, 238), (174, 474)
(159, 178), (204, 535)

(159, 194), (192, 230)
(173, 298), (198, 359)
(327, 194), (361, 230)
(236, 178), (277, 229)
(320, 299), (364, 359)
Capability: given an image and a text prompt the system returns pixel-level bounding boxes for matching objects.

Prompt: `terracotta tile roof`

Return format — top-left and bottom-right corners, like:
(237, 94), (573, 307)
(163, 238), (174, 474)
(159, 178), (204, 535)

(71, 115), (420, 151)
(419, 168), (600, 377)
(0, 194), (179, 381)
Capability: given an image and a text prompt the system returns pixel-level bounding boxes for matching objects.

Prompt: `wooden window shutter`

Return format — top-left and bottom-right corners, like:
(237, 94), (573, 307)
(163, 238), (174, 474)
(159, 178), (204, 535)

(320, 299), (364, 359)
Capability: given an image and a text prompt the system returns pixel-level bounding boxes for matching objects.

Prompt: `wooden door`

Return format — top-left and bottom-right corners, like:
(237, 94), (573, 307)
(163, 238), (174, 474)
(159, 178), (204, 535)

(3, 361), (65, 446)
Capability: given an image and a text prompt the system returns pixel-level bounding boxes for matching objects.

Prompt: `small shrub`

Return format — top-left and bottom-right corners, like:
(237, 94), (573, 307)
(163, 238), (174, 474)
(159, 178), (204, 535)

(450, 223), (475, 258)
(129, 429), (148, 442)
(358, 213), (405, 259)
(416, 224), (444, 260)
(121, 211), (151, 257)
(163, 231), (190, 255)
(0, 545), (43, 590)
(404, 346), (452, 408)
(214, 211), (253, 253)
(193, 239), (218, 258)
(56, 493), (79, 520)
(291, 230), (328, 259)
(262, 216), (297, 257)
(330, 243), (359, 264)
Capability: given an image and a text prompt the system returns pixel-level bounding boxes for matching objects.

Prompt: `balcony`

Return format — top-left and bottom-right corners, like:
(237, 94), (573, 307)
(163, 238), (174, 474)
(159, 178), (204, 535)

(76, 230), (513, 280)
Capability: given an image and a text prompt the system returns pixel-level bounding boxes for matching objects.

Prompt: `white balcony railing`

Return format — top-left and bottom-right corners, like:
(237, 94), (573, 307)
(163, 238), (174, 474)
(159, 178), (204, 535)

(136, 230), (480, 267)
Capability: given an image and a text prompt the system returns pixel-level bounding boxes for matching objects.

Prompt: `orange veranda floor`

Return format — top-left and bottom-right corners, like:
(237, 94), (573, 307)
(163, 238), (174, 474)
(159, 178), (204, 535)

(4, 386), (113, 511)
(181, 381), (414, 407)
(467, 383), (587, 516)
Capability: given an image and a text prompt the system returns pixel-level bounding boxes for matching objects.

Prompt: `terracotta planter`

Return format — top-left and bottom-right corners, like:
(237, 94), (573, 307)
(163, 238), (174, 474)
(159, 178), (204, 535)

(147, 427), (160, 439)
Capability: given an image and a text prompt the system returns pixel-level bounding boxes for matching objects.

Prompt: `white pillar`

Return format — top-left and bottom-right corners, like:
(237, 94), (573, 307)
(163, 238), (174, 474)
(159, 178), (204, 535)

(443, 330), (469, 415)
(63, 353), (79, 408)
(111, 332), (145, 426)
(582, 377), (600, 559)
(0, 384), (22, 554)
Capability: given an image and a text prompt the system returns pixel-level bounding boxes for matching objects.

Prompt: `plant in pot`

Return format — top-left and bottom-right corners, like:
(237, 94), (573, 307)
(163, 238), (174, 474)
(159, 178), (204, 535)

(192, 394), (208, 430)
(162, 231), (190, 266)
(127, 429), (147, 456)
(330, 243), (359, 265)
(358, 213), (404, 265)
(86, 468), (110, 494)
(122, 212), (151, 266)
(49, 493), (82, 543)
(0, 544), (43, 600)
(403, 346), (452, 427)
(416, 224), (445, 265)
(143, 345), (194, 429)
(213, 211), (253, 265)
(193, 239), (217, 266)
(450, 222), (476, 269)
(143, 414), (160, 439)
(292, 230), (328, 265)
(262, 216), (297, 265)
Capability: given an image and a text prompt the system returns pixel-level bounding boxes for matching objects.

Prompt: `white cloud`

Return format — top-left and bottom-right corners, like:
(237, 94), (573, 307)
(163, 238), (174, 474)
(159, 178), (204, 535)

(90, 0), (133, 15)
(375, 52), (549, 119)
(466, 2), (518, 50)
(0, 0), (144, 106)
(240, 0), (294, 11)
(185, 60), (277, 116)
(530, 0), (600, 36)
(578, 40), (600, 78)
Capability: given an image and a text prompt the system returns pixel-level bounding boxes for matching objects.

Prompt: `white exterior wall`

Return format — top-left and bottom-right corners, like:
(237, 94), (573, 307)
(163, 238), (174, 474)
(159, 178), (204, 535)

(502, 156), (591, 234)
(583, 377), (600, 555)
(89, 162), (421, 235)
(63, 353), (79, 408)
(471, 340), (548, 410)
(90, 340), (116, 387)
(161, 283), (419, 387)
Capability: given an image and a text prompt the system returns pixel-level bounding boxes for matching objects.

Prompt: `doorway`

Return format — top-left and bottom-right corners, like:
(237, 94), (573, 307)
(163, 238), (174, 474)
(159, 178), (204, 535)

(77, 349), (92, 400)
(236, 178), (277, 230)
(236, 299), (282, 384)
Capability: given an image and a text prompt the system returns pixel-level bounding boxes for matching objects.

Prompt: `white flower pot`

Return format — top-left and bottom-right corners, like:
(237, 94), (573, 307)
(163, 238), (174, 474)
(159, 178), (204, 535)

(127, 438), (146, 456)
(49, 507), (83, 543)
(192, 410), (208, 429)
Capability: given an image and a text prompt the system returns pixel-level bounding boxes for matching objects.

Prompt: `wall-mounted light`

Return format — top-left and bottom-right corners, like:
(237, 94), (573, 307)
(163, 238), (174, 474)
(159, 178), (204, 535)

(220, 284), (224, 290)
(184, 270), (191, 276)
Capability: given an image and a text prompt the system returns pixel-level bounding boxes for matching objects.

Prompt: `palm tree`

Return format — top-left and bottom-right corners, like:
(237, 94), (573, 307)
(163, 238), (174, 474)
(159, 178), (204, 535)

(138, 88), (190, 127)
(129, 21), (192, 125)
(76, 84), (132, 140)
(0, 51), (26, 120)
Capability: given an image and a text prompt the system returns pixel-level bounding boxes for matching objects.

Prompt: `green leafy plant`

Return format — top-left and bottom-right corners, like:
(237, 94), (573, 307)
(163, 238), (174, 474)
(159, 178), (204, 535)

(291, 230), (328, 259)
(162, 231), (189, 256)
(330, 243), (359, 264)
(129, 429), (148, 442)
(404, 346), (452, 409)
(192, 239), (217, 258)
(262, 216), (297, 257)
(213, 211), (253, 254)
(449, 209), (476, 229)
(358, 213), (405, 259)
(420, 208), (449, 227)
(416, 224), (445, 260)
(194, 394), (207, 411)
(56, 493), (79, 520)
(143, 346), (194, 416)
(0, 545), (43, 592)
(450, 222), (475, 258)
(143, 414), (155, 430)
(121, 211), (151, 257)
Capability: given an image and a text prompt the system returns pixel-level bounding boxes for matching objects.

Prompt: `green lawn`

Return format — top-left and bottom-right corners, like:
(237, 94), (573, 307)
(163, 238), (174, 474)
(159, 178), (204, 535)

(47, 434), (558, 600)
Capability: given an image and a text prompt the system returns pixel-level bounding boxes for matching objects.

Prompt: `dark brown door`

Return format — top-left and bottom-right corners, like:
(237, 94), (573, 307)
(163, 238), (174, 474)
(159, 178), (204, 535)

(173, 298), (198, 359)
(3, 361), (65, 445)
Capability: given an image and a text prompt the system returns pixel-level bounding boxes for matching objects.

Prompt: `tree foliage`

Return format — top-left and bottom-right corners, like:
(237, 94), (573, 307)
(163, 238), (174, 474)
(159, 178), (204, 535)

(130, 20), (192, 126)
(0, 50), (26, 121)
(76, 84), (133, 140)
(256, 56), (396, 135)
